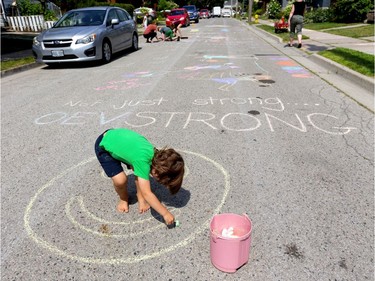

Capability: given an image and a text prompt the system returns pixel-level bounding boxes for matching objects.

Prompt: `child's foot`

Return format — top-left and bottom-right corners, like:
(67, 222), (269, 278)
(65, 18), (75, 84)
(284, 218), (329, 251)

(138, 199), (150, 214)
(117, 200), (129, 213)
(297, 43), (302, 48)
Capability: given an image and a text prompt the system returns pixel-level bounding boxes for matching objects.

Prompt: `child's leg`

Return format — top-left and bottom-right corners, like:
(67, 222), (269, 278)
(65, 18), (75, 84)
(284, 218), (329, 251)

(134, 177), (150, 213)
(112, 172), (129, 213)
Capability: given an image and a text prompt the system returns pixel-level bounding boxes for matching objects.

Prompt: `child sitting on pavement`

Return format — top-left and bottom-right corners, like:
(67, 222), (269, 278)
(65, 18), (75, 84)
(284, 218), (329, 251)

(158, 26), (175, 41)
(94, 128), (185, 225)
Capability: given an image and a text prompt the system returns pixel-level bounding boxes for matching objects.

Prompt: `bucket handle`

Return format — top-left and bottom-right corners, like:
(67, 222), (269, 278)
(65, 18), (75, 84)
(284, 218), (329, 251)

(211, 230), (220, 243)
(243, 213), (251, 223)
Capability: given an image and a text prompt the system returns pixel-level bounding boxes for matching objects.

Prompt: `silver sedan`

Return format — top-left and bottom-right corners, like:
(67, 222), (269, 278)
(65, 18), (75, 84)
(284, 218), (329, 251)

(32, 6), (138, 66)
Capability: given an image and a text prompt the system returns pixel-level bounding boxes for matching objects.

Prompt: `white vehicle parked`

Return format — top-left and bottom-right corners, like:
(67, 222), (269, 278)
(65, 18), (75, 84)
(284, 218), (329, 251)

(212, 6), (221, 17)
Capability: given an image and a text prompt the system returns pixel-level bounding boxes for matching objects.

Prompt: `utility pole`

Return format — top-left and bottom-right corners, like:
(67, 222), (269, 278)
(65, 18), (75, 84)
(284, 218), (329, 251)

(248, 0), (253, 24)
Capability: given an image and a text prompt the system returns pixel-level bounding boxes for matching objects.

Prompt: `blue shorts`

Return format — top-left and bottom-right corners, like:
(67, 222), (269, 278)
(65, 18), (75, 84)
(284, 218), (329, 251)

(94, 130), (130, 177)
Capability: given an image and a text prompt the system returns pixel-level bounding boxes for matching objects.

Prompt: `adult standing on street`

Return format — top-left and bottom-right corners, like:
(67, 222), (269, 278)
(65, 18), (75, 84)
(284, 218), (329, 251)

(143, 12), (149, 30)
(288, 0), (306, 48)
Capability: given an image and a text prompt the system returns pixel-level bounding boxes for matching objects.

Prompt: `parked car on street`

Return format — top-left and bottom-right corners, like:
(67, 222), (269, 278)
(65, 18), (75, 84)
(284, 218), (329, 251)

(166, 8), (190, 27)
(221, 7), (232, 17)
(32, 6), (138, 66)
(183, 5), (199, 23)
(199, 9), (210, 19)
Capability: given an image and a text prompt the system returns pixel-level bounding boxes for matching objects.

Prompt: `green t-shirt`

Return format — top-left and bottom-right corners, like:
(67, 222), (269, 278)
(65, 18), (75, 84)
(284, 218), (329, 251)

(99, 129), (154, 180)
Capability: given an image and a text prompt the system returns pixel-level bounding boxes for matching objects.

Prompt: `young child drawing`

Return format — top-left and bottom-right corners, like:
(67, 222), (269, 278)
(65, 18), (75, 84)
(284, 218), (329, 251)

(94, 128), (185, 225)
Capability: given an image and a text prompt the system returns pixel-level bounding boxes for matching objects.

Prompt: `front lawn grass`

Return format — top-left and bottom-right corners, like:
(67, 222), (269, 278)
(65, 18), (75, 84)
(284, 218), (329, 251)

(323, 25), (374, 38)
(319, 47), (374, 77)
(1, 57), (35, 71)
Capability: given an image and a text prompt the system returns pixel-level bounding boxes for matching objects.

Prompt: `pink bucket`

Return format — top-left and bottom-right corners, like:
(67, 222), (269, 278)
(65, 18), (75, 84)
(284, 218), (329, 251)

(210, 213), (252, 273)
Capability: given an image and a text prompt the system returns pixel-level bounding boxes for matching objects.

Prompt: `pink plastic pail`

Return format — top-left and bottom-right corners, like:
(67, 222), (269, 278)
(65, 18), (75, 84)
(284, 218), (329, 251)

(210, 213), (252, 273)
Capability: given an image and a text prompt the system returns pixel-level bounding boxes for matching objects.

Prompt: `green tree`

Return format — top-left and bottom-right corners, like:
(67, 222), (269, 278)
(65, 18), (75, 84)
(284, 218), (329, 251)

(158, 0), (178, 11)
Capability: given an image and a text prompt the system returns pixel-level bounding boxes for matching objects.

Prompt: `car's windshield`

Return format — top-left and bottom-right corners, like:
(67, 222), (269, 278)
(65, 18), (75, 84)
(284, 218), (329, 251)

(54, 10), (106, 27)
(170, 10), (184, 16)
(183, 6), (195, 11)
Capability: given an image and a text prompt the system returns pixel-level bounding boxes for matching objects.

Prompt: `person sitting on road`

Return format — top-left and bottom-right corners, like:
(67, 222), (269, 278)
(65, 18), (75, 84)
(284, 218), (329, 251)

(94, 128), (185, 226)
(158, 26), (175, 41)
(143, 22), (158, 43)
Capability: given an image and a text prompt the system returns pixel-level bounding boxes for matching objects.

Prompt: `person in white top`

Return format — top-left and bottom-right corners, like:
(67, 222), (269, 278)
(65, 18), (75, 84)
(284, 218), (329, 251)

(143, 12), (149, 29)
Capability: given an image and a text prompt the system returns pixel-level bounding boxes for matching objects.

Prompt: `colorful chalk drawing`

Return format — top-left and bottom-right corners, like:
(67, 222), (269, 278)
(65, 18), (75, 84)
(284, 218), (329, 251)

(182, 58), (272, 90)
(184, 63), (239, 71)
(24, 151), (230, 264)
(94, 53), (278, 92)
(269, 56), (313, 78)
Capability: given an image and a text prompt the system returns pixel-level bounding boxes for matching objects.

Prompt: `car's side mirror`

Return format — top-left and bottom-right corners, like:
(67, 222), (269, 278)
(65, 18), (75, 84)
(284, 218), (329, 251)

(111, 18), (119, 26)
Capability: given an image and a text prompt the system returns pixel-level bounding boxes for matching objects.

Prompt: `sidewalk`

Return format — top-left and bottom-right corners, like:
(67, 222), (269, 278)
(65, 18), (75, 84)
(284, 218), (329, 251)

(257, 19), (375, 55)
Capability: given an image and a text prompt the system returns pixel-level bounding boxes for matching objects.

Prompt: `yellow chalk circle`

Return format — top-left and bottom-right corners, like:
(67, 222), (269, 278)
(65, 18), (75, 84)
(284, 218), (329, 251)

(24, 151), (230, 264)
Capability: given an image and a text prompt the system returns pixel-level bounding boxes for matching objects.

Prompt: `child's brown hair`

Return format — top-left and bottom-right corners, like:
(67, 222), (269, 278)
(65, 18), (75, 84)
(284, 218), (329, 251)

(152, 147), (184, 195)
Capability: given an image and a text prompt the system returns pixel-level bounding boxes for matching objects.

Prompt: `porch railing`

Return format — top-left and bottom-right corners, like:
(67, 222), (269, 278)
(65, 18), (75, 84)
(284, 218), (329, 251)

(6, 15), (55, 32)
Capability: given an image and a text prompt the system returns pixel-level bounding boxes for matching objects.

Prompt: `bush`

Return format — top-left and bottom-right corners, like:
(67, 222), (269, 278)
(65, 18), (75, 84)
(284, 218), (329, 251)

(44, 9), (58, 21)
(332, 0), (374, 22)
(254, 9), (263, 16)
(266, 0), (282, 19)
(282, 3), (292, 20)
(305, 8), (335, 23)
(18, 0), (43, 16)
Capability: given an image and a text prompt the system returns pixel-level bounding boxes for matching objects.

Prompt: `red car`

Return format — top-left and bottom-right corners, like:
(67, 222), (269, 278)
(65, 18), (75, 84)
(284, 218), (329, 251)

(199, 9), (210, 19)
(166, 8), (190, 27)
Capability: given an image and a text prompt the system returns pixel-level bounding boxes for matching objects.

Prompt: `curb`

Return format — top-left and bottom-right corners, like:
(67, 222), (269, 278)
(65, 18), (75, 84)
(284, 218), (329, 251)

(1, 62), (41, 78)
(309, 54), (374, 93)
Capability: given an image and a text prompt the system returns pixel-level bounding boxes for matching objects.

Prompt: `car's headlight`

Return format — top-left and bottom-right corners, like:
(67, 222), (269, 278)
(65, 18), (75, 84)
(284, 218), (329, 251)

(76, 34), (96, 44)
(33, 36), (41, 46)
(179, 17), (185, 21)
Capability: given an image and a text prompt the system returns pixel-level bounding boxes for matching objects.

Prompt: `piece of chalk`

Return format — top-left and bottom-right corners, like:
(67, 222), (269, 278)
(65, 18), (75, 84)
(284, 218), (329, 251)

(167, 220), (180, 229)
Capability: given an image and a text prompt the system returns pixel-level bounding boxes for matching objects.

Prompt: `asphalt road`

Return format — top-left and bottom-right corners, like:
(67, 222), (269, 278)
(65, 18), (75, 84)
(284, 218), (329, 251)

(1, 18), (374, 280)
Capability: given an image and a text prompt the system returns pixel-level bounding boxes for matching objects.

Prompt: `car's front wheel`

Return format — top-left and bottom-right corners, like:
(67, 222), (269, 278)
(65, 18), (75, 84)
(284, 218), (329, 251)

(102, 40), (112, 63)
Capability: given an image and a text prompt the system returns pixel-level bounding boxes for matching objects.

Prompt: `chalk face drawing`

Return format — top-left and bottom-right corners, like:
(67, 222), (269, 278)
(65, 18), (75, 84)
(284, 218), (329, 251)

(34, 96), (357, 135)
(24, 151), (230, 264)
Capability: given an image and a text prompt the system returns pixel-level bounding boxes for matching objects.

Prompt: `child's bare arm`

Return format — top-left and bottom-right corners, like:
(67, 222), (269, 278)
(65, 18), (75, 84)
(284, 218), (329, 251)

(137, 177), (174, 224)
